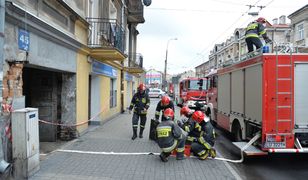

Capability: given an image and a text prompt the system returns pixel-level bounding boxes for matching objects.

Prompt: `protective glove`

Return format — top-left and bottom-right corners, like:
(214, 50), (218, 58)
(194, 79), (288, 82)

(177, 120), (184, 127)
(265, 38), (272, 44)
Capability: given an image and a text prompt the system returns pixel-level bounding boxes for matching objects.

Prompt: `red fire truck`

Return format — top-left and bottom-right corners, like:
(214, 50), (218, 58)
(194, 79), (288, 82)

(177, 77), (207, 109)
(205, 52), (308, 155)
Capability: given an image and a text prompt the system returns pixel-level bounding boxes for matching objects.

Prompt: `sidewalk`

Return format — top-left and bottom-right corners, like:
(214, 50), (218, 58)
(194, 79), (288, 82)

(30, 105), (240, 180)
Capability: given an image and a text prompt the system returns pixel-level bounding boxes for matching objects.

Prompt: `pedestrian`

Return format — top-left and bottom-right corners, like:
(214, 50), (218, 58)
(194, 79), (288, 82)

(155, 95), (174, 121)
(189, 111), (216, 160)
(245, 17), (272, 53)
(128, 83), (150, 140)
(156, 108), (186, 162)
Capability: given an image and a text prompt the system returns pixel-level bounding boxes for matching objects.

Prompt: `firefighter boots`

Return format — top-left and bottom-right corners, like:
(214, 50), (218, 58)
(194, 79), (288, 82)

(139, 128), (144, 138)
(209, 148), (216, 158)
(132, 128), (137, 140)
(199, 150), (209, 160)
(159, 152), (170, 162)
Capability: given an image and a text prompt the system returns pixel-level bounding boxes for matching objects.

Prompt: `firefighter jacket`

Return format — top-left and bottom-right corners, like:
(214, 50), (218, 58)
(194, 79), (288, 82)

(155, 100), (175, 120)
(156, 119), (184, 152)
(200, 120), (216, 147)
(129, 92), (150, 115)
(181, 118), (202, 143)
(245, 21), (269, 40)
(181, 118), (216, 147)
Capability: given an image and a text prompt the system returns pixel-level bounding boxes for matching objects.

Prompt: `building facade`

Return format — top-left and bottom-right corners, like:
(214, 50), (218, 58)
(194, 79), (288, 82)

(1, 0), (146, 155)
(288, 4), (308, 52)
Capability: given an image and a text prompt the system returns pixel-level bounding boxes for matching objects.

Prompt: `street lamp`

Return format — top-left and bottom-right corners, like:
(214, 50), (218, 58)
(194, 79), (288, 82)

(164, 38), (177, 91)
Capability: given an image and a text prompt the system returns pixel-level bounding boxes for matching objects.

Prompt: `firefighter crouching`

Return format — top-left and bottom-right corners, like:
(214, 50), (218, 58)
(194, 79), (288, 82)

(188, 111), (216, 160)
(156, 108), (186, 162)
(155, 95), (174, 121)
(128, 83), (150, 140)
(178, 106), (199, 145)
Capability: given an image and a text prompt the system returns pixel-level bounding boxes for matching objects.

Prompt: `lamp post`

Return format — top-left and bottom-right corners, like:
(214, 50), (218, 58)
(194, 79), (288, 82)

(164, 38), (177, 91)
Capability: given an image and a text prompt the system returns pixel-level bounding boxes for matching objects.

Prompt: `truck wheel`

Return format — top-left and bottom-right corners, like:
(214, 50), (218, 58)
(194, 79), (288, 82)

(232, 121), (242, 142)
(207, 109), (216, 127)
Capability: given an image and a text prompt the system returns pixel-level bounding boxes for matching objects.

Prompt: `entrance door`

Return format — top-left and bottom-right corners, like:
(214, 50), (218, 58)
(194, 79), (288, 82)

(24, 68), (57, 141)
(295, 63), (308, 128)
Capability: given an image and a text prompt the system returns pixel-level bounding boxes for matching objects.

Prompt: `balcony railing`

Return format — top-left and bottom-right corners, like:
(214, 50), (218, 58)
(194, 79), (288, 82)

(129, 53), (143, 68)
(87, 18), (125, 53)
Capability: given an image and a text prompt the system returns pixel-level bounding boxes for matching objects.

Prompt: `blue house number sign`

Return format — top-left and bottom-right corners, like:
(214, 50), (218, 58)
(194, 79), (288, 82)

(18, 29), (30, 51)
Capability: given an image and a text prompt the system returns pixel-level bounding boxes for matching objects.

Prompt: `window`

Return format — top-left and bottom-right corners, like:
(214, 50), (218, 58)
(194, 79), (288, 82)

(188, 80), (206, 90)
(110, 79), (117, 108)
(297, 23), (304, 40)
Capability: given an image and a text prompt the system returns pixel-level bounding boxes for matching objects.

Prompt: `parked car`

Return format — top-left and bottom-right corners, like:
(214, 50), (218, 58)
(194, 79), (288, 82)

(148, 88), (166, 98)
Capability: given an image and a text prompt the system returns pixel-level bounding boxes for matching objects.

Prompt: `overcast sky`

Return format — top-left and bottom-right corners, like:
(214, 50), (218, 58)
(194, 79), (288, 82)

(137, 0), (307, 75)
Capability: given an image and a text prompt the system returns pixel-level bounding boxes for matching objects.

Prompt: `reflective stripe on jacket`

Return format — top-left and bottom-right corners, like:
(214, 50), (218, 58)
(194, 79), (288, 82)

(156, 120), (183, 150)
(245, 21), (266, 38)
(129, 92), (150, 115)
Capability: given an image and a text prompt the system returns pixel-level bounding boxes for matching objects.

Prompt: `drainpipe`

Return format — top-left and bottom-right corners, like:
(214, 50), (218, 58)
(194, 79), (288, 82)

(0, 0), (11, 174)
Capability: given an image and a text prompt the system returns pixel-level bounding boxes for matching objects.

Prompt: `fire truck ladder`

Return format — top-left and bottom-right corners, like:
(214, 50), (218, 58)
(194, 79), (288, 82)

(275, 48), (293, 137)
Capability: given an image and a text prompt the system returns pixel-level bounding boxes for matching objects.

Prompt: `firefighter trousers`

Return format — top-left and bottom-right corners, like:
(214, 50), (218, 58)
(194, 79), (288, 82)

(191, 141), (214, 159)
(132, 113), (147, 133)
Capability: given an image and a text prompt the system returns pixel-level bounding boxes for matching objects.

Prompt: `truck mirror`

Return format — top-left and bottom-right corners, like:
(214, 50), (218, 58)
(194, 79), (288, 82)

(197, 79), (203, 90)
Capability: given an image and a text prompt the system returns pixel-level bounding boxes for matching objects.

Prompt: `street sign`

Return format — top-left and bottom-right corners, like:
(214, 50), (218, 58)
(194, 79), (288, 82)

(18, 29), (30, 51)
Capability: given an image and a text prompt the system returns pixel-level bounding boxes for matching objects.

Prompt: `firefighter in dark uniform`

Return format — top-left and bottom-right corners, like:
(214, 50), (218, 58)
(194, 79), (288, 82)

(156, 108), (186, 162)
(245, 17), (272, 53)
(186, 111), (216, 160)
(128, 83), (150, 140)
(155, 96), (174, 121)
(178, 106), (198, 145)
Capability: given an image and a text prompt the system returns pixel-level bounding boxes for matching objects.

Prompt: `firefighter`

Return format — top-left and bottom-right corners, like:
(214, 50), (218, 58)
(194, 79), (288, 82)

(245, 17), (272, 53)
(189, 111), (216, 160)
(155, 95), (174, 121)
(156, 108), (186, 162)
(128, 83), (150, 140)
(178, 106), (200, 145)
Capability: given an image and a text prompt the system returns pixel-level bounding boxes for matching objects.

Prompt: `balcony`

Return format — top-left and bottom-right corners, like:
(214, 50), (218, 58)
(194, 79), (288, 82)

(87, 18), (126, 61)
(127, 0), (145, 23)
(125, 53), (144, 74)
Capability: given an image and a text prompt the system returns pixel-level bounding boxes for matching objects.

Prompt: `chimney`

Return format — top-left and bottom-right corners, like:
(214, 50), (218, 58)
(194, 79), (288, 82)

(272, 18), (278, 25)
(279, 15), (286, 24)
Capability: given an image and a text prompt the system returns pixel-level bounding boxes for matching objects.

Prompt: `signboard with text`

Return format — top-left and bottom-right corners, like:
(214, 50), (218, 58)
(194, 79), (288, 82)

(92, 60), (117, 78)
(18, 29), (30, 51)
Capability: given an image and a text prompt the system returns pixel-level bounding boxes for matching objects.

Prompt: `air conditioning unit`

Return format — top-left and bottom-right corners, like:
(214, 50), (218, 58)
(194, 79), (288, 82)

(12, 108), (40, 179)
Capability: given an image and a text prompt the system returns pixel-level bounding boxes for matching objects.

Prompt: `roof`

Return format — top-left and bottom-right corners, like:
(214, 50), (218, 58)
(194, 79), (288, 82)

(288, 4), (308, 18)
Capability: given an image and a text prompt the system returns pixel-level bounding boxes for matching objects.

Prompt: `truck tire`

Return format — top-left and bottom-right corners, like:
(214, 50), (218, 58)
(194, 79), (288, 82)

(207, 109), (217, 127)
(232, 121), (242, 142)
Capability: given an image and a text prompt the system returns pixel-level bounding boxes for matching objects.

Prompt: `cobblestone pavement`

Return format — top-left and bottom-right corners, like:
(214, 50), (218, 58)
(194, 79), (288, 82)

(30, 99), (240, 180)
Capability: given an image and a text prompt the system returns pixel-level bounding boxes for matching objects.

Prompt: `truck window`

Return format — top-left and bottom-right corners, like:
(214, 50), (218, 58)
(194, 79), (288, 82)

(188, 80), (206, 90)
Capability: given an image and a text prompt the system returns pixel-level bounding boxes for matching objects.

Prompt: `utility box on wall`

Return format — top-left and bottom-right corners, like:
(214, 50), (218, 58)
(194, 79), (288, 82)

(12, 108), (40, 179)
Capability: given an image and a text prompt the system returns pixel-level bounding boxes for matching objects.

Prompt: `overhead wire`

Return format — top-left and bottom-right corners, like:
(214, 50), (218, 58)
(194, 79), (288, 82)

(183, 0), (265, 70)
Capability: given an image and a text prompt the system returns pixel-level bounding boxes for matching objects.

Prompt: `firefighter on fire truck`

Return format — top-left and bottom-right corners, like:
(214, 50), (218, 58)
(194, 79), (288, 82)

(245, 17), (272, 53)
(187, 111), (216, 160)
(128, 83), (150, 140)
(155, 95), (175, 121)
(156, 108), (186, 162)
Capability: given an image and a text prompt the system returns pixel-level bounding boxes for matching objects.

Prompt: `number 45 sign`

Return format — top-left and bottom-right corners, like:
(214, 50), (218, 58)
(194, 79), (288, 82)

(18, 29), (30, 51)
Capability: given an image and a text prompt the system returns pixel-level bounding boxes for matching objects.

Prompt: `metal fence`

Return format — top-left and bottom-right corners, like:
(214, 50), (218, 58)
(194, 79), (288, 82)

(87, 18), (125, 53)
